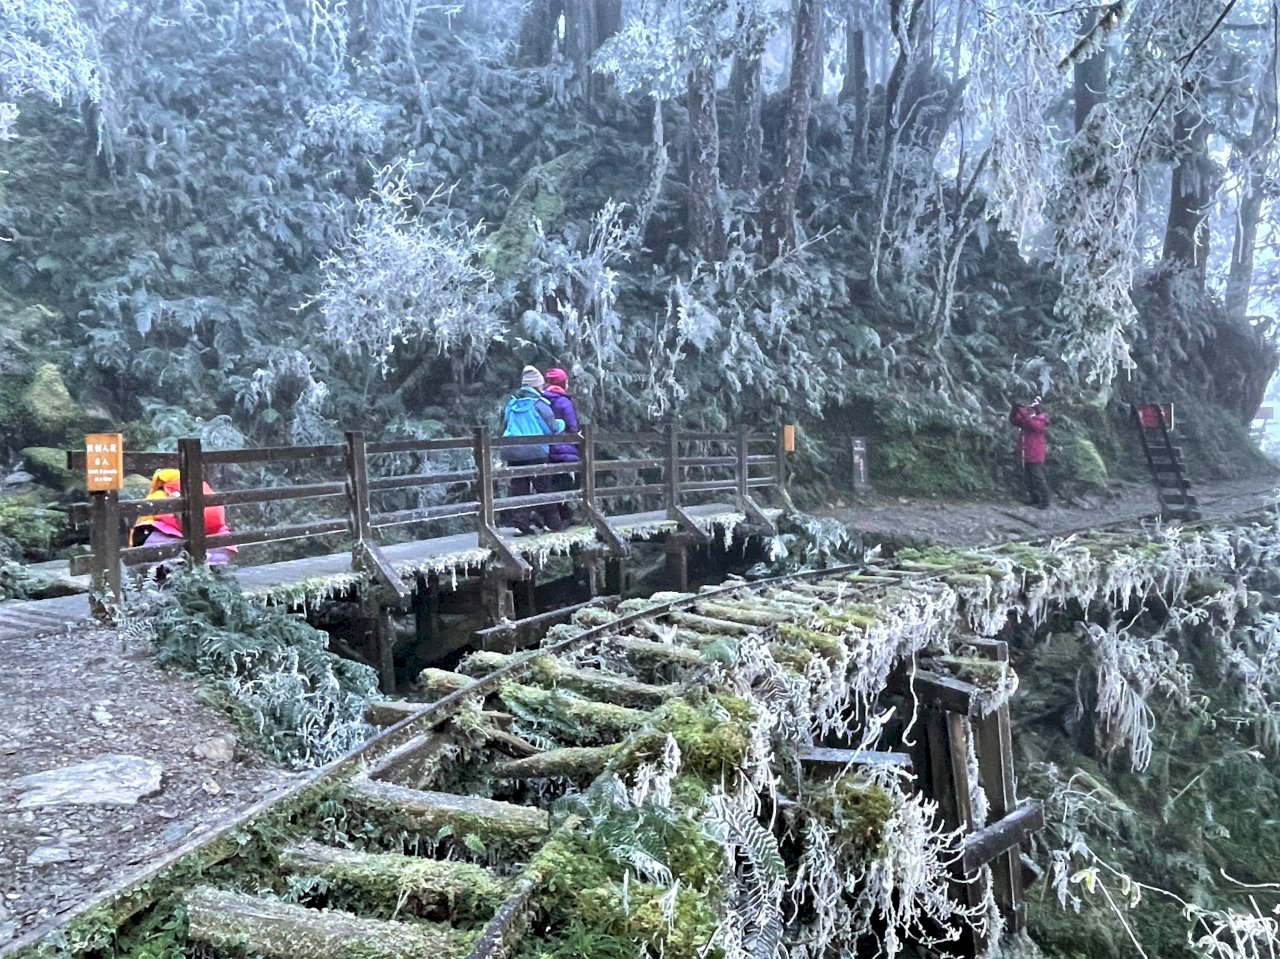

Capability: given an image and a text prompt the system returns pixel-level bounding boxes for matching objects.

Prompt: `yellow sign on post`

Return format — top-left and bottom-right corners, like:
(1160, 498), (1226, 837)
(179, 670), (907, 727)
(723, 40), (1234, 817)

(782, 425), (796, 453)
(85, 433), (124, 492)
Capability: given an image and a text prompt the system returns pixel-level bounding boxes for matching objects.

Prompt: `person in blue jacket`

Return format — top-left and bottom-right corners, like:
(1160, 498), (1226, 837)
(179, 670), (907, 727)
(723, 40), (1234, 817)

(500, 365), (561, 534)
(542, 367), (580, 531)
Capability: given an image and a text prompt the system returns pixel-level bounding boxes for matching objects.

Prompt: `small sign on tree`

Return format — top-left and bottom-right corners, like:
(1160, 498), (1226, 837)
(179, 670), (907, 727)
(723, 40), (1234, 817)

(85, 433), (124, 492)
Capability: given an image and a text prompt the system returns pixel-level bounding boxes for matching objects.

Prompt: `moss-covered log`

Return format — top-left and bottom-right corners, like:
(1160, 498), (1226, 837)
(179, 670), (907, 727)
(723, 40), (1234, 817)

(489, 745), (619, 780)
(497, 681), (648, 744)
(420, 668), (474, 698)
(350, 777), (551, 840)
(667, 610), (756, 636)
(695, 600), (795, 627)
(184, 887), (476, 959)
(365, 699), (421, 726)
(280, 841), (509, 922)
(463, 651), (677, 708)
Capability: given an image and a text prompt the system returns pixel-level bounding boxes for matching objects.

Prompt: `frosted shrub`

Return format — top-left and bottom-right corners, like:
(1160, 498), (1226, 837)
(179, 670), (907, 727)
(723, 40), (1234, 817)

(308, 159), (500, 368)
(0, 0), (100, 140)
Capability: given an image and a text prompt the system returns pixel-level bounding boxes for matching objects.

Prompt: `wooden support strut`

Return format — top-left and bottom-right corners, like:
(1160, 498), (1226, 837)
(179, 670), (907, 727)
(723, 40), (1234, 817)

(664, 424), (711, 545)
(474, 427), (532, 579)
(580, 424), (628, 557)
(736, 426), (778, 535)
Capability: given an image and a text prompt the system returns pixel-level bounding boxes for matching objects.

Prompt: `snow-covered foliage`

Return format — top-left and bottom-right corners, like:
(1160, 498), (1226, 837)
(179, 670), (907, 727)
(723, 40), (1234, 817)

(309, 160), (500, 368)
(0, 0), (99, 140)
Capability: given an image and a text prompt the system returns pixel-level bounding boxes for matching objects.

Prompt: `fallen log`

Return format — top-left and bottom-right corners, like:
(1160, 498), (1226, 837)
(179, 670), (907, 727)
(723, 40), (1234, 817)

(184, 887), (474, 959)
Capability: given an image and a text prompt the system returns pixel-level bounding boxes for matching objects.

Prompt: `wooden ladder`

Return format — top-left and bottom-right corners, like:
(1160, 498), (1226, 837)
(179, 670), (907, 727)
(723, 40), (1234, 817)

(1131, 403), (1200, 522)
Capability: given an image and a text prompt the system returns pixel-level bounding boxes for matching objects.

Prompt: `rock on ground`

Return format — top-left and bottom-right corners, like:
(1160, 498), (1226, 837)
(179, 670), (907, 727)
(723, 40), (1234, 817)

(0, 624), (297, 946)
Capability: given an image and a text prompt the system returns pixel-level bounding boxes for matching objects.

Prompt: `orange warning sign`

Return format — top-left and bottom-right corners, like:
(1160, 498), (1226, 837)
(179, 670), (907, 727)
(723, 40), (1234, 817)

(782, 425), (796, 453)
(85, 433), (124, 492)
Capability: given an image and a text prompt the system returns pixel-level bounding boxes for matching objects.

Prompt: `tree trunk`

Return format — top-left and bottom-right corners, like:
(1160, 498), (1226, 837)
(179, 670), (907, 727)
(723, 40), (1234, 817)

(766, 0), (820, 258)
(731, 51), (764, 192)
(1072, 8), (1109, 132)
(564, 0), (598, 98)
(841, 0), (869, 162)
(516, 0), (561, 66)
(1225, 35), (1278, 319)
(687, 61), (726, 259)
(1161, 93), (1218, 289)
(883, 0), (927, 141)
(595, 0), (622, 44)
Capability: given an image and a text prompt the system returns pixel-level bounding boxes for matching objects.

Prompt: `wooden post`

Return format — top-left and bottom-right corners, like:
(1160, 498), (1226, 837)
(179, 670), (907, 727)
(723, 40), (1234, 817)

(474, 427), (495, 529)
(774, 427), (795, 511)
(88, 490), (122, 613)
(581, 423), (598, 510)
(664, 423), (680, 515)
(344, 430), (372, 547)
(178, 437), (206, 565)
(605, 556), (624, 596)
(736, 426), (750, 501)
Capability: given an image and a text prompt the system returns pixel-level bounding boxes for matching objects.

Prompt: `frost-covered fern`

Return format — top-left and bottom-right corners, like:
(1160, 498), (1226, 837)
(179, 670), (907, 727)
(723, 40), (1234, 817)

(149, 567), (378, 767)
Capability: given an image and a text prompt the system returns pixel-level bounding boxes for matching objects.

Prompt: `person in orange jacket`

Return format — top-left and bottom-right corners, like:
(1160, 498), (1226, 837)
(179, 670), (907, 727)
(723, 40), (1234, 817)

(131, 468), (238, 565)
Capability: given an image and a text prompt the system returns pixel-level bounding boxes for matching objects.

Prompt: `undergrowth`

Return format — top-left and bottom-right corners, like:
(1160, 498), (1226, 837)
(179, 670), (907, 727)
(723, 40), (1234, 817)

(149, 567), (379, 768)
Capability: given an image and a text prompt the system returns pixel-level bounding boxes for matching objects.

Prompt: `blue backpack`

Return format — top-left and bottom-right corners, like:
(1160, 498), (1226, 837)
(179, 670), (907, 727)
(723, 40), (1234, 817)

(501, 393), (554, 463)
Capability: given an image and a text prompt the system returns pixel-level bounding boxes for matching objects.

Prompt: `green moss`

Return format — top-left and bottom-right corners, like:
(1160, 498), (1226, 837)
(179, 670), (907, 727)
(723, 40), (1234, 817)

(776, 623), (845, 660)
(481, 151), (594, 279)
(801, 777), (894, 863)
(498, 681), (648, 744)
(20, 446), (75, 488)
(0, 498), (63, 561)
(21, 362), (80, 439)
(521, 832), (723, 959)
(282, 844), (509, 923)
(615, 694), (755, 784)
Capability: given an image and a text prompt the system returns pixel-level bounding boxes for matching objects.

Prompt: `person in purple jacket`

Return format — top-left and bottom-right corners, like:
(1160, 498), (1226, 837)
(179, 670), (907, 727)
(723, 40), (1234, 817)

(542, 368), (581, 531)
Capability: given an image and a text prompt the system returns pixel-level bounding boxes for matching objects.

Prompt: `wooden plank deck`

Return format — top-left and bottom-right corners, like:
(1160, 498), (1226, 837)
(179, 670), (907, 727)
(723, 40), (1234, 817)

(0, 504), (753, 642)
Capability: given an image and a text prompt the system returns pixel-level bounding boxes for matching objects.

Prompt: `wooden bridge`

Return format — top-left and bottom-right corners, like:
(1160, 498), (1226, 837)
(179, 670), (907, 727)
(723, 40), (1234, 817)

(56, 426), (791, 688)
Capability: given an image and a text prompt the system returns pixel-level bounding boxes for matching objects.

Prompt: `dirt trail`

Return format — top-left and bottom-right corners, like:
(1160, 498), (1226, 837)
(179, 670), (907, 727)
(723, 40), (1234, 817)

(0, 624), (297, 946)
(817, 477), (1280, 547)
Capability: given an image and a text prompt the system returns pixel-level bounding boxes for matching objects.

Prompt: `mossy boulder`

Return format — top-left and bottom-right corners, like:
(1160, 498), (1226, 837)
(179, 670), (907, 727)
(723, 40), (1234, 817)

(20, 362), (82, 443)
(0, 498), (65, 562)
(20, 446), (75, 489)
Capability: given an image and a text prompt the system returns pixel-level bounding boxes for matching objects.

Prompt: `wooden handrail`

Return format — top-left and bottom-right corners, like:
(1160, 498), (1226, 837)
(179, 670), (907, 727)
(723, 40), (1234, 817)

(69, 424), (792, 603)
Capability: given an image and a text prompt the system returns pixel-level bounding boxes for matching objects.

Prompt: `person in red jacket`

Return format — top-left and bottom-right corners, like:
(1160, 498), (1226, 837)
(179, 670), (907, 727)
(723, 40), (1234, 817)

(131, 468), (239, 565)
(1009, 397), (1051, 509)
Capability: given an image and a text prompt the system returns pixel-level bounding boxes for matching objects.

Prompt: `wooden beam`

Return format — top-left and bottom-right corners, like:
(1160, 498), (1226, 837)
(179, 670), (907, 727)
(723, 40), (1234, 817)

(962, 801), (1044, 874)
(799, 747), (913, 772)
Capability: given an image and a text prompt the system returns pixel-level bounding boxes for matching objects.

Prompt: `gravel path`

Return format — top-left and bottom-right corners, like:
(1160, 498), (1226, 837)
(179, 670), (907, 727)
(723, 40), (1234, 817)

(817, 476), (1280, 547)
(0, 623), (298, 946)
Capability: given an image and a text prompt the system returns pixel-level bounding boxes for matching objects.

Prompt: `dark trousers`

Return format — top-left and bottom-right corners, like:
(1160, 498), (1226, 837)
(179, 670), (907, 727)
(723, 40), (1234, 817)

(505, 469), (554, 531)
(549, 468), (578, 530)
(1024, 462), (1051, 509)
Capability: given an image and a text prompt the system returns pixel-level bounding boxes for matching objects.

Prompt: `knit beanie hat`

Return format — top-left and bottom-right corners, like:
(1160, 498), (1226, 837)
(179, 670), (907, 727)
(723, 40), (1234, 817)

(545, 368), (568, 388)
(521, 365), (544, 389)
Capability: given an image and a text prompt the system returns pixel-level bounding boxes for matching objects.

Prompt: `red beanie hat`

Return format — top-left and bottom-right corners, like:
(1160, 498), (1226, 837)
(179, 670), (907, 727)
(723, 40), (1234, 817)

(545, 368), (568, 387)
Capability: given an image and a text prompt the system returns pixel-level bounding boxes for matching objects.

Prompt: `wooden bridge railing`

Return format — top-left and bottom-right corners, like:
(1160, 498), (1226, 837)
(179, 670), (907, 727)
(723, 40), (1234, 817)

(67, 425), (792, 602)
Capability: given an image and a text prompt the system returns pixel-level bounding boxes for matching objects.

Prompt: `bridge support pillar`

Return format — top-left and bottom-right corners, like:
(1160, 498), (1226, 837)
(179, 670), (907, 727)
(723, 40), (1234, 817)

(481, 570), (516, 628)
(664, 532), (691, 592)
(412, 574), (442, 660)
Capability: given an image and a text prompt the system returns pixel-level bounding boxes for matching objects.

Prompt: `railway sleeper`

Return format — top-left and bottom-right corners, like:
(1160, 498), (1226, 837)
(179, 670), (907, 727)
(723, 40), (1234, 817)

(279, 839), (511, 923)
(488, 744), (621, 781)
(184, 886), (477, 959)
(348, 777), (552, 844)
(495, 681), (649, 744)
(461, 649), (678, 708)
